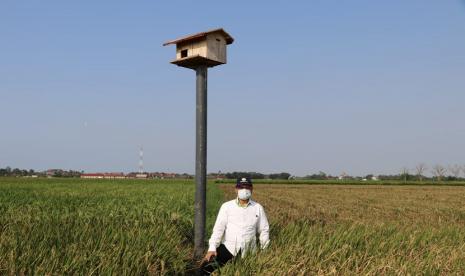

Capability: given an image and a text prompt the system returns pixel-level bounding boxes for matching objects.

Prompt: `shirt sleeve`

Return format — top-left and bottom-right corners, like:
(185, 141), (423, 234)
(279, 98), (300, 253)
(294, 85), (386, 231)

(257, 205), (270, 249)
(208, 203), (228, 252)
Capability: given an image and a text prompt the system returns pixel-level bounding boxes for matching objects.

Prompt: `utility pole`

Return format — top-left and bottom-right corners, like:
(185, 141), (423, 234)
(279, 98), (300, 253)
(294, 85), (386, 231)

(164, 28), (234, 260)
(139, 146), (144, 174)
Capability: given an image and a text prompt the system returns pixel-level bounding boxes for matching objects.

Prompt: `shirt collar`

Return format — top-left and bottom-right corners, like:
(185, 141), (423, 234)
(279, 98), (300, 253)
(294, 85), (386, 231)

(236, 197), (252, 208)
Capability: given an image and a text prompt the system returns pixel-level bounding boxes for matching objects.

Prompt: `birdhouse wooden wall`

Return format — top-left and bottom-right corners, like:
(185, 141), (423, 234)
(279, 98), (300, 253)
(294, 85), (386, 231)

(175, 33), (227, 64)
(176, 40), (207, 60)
(206, 33), (227, 64)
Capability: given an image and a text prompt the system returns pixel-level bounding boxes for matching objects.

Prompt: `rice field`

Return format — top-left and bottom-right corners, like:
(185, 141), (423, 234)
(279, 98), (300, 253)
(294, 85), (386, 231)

(0, 178), (223, 275)
(219, 184), (465, 275)
(1, 178), (465, 275)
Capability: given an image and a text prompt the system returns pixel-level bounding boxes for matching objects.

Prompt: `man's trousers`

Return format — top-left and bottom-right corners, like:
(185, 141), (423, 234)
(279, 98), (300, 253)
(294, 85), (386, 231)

(201, 244), (239, 275)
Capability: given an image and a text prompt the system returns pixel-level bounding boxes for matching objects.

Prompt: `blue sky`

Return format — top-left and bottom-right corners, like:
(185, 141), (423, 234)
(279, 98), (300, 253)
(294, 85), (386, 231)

(1, 1), (464, 176)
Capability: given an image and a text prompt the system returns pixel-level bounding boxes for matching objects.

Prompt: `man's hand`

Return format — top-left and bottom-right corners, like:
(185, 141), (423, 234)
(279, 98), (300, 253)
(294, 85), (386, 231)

(203, 251), (217, 262)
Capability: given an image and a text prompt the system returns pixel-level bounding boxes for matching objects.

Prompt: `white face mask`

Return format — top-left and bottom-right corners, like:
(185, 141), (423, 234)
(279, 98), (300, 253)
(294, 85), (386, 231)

(237, 189), (252, 200)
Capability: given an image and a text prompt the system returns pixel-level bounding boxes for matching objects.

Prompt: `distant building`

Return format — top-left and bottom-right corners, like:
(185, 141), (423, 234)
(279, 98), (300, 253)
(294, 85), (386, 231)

(103, 173), (125, 179)
(135, 173), (148, 179)
(81, 173), (125, 179)
(148, 172), (177, 179)
(80, 171), (187, 179)
(207, 171), (225, 180)
(46, 169), (63, 177)
(338, 172), (348, 180)
(81, 173), (104, 179)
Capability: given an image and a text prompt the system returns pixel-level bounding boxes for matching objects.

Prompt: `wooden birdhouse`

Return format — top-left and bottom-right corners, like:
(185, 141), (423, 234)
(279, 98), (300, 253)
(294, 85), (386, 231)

(163, 28), (234, 69)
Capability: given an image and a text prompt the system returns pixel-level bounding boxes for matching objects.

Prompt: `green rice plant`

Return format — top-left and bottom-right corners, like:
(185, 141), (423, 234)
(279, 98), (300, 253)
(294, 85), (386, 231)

(0, 178), (223, 275)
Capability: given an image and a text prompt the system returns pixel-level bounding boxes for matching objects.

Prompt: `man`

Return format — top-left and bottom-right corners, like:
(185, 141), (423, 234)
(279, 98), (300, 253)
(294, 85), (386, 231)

(201, 177), (270, 274)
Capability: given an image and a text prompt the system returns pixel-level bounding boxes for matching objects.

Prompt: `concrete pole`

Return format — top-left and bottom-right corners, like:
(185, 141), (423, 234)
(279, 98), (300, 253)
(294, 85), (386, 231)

(194, 65), (207, 260)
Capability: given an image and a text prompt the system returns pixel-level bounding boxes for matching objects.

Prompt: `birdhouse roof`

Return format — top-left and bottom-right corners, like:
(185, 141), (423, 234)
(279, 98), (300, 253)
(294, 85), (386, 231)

(163, 28), (234, 46)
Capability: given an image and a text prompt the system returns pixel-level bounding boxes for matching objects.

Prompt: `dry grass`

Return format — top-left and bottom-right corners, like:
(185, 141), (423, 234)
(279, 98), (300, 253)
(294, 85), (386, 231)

(218, 184), (465, 275)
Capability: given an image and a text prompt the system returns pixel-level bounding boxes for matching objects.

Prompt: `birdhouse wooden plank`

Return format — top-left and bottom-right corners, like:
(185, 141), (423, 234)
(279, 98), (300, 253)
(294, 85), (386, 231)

(163, 28), (234, 69)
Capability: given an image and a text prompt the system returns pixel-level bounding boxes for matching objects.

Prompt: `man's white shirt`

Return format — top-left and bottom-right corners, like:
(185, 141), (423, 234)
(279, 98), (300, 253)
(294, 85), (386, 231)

(208, 198), (270, 256)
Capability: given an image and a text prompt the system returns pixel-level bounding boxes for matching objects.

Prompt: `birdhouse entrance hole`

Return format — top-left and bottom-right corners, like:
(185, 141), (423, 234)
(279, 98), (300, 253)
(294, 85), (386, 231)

(181, 49), (188, 58)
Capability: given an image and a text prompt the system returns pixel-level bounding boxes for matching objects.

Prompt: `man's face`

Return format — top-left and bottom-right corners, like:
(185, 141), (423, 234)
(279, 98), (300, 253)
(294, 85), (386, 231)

(236, 185), (253, 199)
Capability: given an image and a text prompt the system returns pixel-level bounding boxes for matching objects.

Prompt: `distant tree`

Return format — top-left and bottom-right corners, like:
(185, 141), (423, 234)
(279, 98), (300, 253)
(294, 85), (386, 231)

(303, 171), (328, 180)
(449, 164), (461, 180)
(400, 167), (409, 183)
(225, 172), (265, 180)
(378, 174), (399, 181)
(415, 163), (427, 182)
(12, 168), (21, 176)
(269, 172), (291, 180)
(432, 165), (447, 182)
(318, 171), (327, 179)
